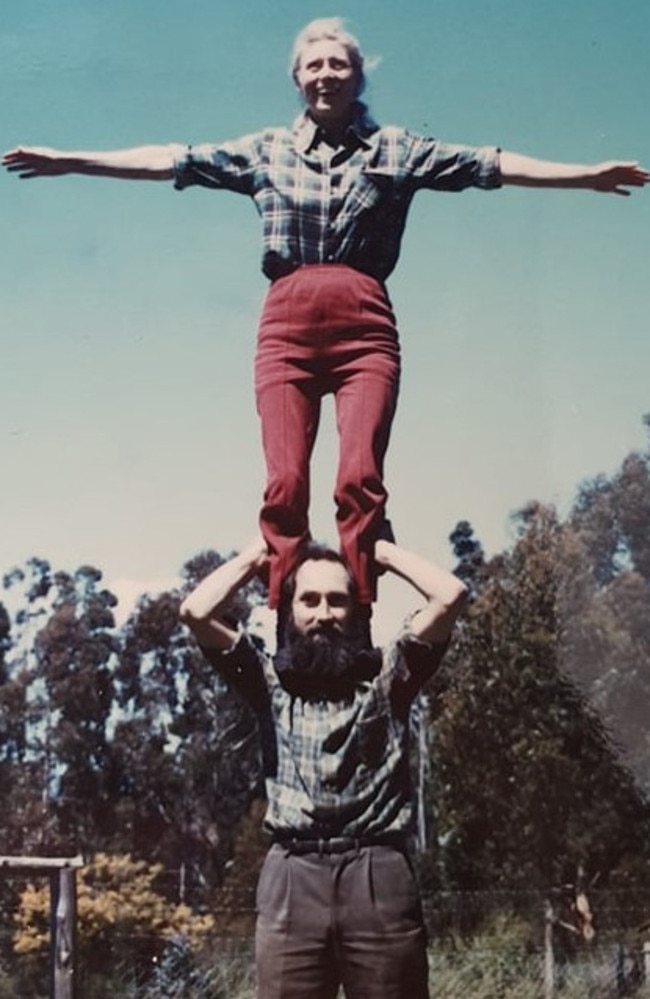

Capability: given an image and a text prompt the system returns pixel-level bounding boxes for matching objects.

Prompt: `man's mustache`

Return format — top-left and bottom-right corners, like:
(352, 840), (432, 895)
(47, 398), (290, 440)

(306, 622), (342, 639)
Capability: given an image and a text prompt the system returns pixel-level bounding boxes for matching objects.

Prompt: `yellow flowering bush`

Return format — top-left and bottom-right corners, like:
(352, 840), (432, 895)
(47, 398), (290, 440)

(14, 853), (214, 960)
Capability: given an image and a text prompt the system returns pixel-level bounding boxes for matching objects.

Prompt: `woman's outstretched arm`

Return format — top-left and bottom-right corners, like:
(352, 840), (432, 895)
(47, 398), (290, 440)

(2, 144), (177, 181)
(499, 151), (649, 196)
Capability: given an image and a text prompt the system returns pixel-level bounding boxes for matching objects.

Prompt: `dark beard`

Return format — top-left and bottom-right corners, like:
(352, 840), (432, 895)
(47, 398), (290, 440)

(274, 623), (382, 701)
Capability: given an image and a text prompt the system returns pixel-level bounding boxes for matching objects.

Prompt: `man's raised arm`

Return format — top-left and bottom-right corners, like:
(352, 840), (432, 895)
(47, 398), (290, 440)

(2, 144), (178, 181)
(374, 539), (468, 646)
(179, 536), (269, 651)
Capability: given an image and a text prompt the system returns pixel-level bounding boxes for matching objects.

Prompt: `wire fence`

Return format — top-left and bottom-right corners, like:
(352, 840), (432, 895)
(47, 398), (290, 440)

(2, 881), (650, 999)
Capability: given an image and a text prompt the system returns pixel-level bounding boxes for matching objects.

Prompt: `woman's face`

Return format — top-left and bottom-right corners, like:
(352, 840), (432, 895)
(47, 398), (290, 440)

(294, 39), (358, 128)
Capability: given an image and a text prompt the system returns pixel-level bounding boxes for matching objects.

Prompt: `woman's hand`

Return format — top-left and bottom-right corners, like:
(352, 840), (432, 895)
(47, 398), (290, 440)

(588, 160), (649, 196)
(2, 146), (73, 179)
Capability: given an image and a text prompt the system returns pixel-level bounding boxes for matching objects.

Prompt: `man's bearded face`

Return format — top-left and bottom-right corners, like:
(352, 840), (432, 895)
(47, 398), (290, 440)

(274, 559), (379, 699)
(290, 560), (353, 638)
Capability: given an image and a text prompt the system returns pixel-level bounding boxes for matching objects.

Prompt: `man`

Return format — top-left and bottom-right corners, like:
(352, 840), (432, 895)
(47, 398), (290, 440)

(180, 534), (467, 999)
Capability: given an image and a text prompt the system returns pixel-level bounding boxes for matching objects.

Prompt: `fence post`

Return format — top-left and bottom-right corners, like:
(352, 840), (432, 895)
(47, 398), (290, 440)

(544, 899), (555, 999)
(52, 867), (77, 999)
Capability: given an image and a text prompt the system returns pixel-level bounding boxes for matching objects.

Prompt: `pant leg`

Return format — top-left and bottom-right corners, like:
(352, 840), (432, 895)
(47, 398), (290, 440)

(254, 271), (329, 608)
(255, 347), (322, 609)
(331, 298), (400, 605)
(337, 846), (430, 999)
(255, 846), (340, 999)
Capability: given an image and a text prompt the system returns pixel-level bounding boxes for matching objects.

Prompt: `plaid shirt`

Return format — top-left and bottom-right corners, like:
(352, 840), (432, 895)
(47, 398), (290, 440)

(172, 104), (501, 281)
(209, 630), (447, 839)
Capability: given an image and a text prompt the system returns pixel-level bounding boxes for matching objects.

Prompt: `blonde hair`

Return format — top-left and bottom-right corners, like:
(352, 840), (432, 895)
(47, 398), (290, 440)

(290, 17), (374, 97)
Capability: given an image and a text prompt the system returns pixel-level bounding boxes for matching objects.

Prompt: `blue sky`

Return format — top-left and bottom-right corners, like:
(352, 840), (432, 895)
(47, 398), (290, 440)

(2, 0), (649, 633)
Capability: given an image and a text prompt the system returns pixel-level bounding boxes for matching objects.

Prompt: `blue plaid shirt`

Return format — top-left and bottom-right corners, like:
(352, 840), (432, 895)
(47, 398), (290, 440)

(209, 630), (447, 839)
(172, 104), (501, 281)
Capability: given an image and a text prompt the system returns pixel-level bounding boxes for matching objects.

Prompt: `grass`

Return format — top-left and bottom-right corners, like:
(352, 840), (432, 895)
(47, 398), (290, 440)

(0, 912), (643, 998)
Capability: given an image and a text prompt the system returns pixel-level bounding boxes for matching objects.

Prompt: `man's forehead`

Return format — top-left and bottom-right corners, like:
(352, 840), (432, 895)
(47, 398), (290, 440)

(294, 559), (351, 595)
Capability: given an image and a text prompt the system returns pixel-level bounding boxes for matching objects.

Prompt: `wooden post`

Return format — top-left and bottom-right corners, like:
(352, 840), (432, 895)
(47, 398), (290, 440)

(52, 868), (77, 999)
(544, 898), (555, 999)
(1, 855), (82, 999)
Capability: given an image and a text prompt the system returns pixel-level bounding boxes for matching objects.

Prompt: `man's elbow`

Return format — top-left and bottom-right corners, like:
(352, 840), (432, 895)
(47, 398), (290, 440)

(442, 579), (469, 621)
(179, 597), (204, 629)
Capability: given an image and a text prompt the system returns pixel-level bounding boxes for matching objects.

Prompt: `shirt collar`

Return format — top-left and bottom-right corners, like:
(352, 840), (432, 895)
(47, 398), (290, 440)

(292, 101), (379, 154)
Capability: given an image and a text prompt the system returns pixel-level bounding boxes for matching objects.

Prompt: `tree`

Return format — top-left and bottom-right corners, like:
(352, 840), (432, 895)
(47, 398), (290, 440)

(31, 566), (119, 853)
(107, 550), (265, 905)
(422, 503), (650, 894)
(449, 519), (486, 599)
(564, 442), (650, 791)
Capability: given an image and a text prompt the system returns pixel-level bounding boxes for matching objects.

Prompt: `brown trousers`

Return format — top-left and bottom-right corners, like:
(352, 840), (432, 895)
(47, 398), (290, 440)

(255, 843), (429, 999)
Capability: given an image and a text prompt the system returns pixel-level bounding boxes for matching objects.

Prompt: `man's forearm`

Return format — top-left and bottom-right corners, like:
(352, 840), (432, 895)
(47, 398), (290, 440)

(181, 544), (264, 623)
(375, 540), (467, 644)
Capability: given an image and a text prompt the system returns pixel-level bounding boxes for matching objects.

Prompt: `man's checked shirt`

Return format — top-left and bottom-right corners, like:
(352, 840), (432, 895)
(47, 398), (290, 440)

(172, 103), (501, 282)
(206, 630), (447, 839)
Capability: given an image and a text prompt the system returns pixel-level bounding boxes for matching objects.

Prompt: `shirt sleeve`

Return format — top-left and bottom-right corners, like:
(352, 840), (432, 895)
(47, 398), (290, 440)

(403, 131), (502, 191)
(200, 632), (269, 712)
(385, 629), (450, 712)
(172, 132), (261, 195)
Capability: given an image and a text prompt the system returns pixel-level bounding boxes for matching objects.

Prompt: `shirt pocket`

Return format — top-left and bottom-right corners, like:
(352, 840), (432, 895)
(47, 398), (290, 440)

(346, 168), (395, 215)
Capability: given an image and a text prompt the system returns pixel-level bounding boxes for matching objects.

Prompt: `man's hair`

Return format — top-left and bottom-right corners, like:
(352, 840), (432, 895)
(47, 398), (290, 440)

(281, 541), (355, 605)
(289, 17), (370, 98)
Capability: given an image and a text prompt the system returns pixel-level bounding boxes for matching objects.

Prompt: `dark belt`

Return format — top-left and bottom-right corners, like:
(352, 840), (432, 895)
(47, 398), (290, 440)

(273, 832), (406, 855)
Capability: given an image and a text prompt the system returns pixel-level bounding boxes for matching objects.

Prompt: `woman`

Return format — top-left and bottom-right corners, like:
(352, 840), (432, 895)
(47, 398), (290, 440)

(4, 18), (647, 610)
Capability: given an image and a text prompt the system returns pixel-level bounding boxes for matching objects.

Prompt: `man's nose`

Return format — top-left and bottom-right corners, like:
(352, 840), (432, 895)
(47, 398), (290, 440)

(314, 599), (333, 620)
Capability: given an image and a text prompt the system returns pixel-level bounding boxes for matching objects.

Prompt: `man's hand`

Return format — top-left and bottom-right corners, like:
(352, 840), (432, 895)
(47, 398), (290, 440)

(241, 533), (271, 576)
(3, 147), (72, 179)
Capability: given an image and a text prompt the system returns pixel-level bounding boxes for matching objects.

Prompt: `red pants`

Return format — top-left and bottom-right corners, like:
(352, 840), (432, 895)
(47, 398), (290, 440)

(255, 265), (401, 608)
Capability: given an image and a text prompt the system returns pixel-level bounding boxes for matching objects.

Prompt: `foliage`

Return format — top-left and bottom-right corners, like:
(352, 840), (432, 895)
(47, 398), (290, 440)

(429, 420), (650, 893)
(0, 548), (264, 918)
(13, 853), (214, 977)
(427, 495), (650, 893)
(211, 798), (267, 936)
(105, 550), (264, 902)
(139, 936), (254, 999)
